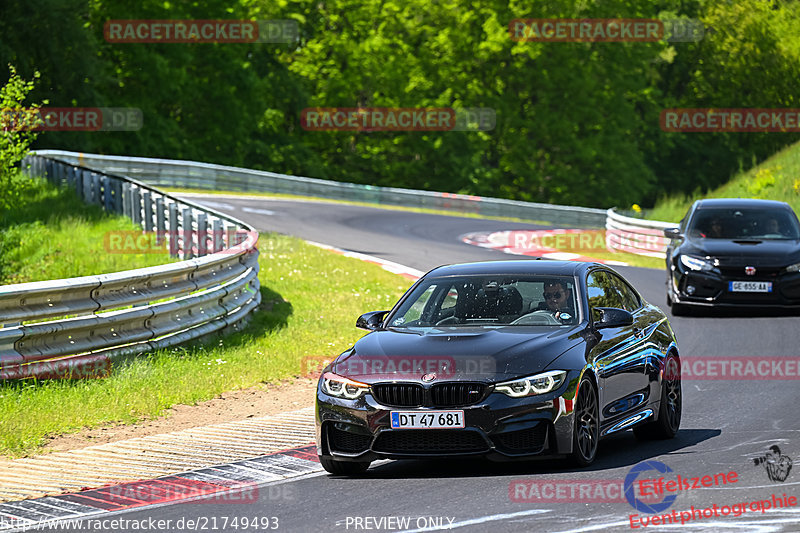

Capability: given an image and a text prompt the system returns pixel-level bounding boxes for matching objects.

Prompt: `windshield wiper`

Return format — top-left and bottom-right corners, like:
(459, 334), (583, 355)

(386, 327), (424, 335)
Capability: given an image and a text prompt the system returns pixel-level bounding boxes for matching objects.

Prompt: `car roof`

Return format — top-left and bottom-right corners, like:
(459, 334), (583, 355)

(694, 198), (791, 210)
(425, 260), (598, 278)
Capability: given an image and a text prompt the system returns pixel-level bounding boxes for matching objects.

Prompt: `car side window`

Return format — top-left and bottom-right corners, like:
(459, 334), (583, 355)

(586, 271), (624, 315)
(607, 273), (641, 312)
(586, 272), (610, 323)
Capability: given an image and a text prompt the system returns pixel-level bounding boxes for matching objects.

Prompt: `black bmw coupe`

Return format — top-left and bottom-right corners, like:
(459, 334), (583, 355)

(664, 198), (800, 315)
(315, 261), (682, 475)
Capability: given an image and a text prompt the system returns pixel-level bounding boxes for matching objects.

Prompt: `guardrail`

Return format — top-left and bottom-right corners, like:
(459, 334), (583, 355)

(0, 154), (261, 380)
(605, 208), (674, 259)
(32, 150), (609, 229)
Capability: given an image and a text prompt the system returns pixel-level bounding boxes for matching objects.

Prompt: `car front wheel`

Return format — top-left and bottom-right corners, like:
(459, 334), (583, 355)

(570, 376), (599, 467)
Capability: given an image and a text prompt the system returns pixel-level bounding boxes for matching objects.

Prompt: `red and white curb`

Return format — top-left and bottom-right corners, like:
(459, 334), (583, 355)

(461, 230), (627, 265)
(306, 241), (424, 281)
(0, 445), (320, 532)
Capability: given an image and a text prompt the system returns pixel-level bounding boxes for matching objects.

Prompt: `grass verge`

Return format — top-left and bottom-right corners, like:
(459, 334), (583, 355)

(0, 175), (173, 284)
(647, 141), (800, 223)
(0, 233), (409, 457)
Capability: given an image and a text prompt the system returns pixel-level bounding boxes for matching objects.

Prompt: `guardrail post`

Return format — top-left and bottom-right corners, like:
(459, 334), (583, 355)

(212, 219), (223, 253)
(122, 182), (132, 218)
(155, 196), (166, 245)
(91, 172), (101, 205)
(196, 212), (208, 257)
(83, 170), (92, 203)
(131, 186), (142, 226)
(142, 190), (154, 232)
(182, 206), (194, 260)
(84, 170), (94, 203)
(75, 168), (84, 201)
(113, 179), (124, 214)
(102, 176), (113, 212)
(168, 202), (179, 257)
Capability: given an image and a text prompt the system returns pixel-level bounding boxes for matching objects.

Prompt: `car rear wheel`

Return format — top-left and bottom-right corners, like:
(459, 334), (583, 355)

(319, 456), (371, 476)
(634, 354), (682, 440)
(570, 377), (599, 467)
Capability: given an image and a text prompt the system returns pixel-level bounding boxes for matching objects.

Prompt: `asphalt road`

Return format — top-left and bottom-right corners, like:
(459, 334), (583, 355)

(62, 195), (800, 532)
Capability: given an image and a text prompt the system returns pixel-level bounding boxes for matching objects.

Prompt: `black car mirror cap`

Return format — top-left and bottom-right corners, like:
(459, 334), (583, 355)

(593, 307), (634, 329)
(663, 227), (682, 239)
(356, 310), (390, 331)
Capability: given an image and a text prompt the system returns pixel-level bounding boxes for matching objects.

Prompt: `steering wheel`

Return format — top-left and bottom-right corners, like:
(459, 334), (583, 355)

(510, 310), (561, 326)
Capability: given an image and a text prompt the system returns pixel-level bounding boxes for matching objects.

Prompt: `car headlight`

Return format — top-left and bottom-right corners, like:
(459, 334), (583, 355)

(321, 372), (370, 399)
(680, 255), (715, 272)
(495, 370), (567, 397)
(785, 262), (800, 273)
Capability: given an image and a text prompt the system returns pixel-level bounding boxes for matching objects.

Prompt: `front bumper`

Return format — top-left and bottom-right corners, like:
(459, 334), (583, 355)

(315, 378), (578, 463)
(670, 266), (800, 308)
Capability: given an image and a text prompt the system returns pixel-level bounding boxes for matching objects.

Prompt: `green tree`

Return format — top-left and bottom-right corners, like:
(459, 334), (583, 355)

(0, 65), (42, 212)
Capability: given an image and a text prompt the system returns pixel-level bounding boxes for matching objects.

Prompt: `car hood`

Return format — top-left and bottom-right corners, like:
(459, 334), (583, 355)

(331, 326), (584, 383)
(683, 237), (800, 265)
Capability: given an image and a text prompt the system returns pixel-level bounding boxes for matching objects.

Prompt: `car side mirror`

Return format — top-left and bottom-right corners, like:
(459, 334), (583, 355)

(663, 227), (682, 239)
(356, 310), (389, 331)
(593, 307), (634, 329)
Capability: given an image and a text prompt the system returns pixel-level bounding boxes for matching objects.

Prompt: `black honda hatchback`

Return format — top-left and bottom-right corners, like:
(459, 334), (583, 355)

(664, 198), (800, 315)
(315, 260), (682, 475)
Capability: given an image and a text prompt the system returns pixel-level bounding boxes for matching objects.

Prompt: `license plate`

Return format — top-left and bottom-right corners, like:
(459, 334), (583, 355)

(390, 410), (465, 429)
(729, 281), (772, 293)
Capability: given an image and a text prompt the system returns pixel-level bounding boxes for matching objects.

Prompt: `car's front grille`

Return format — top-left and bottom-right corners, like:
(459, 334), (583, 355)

(328, 425), (372, 454)
(718, 266), (781, 278)
(372, 384), (425, 406)
(372, 382), (487, 407)
(491, 424), (548, 454)
(373, 430), (488, 454)
(431, 383), (487, 406)
(715, 257), (783, 279)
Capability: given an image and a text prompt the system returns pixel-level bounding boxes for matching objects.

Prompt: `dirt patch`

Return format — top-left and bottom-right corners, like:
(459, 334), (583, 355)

(39, 378), (319, 454)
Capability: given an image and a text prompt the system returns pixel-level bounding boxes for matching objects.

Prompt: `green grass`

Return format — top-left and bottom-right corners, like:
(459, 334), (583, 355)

(0, 233), (409, 457)
(0, 175), (173, 284)
(647, 141), (800, 223)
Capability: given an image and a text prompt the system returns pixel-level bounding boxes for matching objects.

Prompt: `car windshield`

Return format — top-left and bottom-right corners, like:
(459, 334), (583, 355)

(388, 275), (579, 328)
(687, 207), (800, 240)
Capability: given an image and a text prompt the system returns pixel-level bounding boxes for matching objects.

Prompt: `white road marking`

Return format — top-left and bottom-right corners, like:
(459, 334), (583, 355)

(397, 509), (550, 532)
(194, 200), (235, 210)
(242, 207), (276, 215)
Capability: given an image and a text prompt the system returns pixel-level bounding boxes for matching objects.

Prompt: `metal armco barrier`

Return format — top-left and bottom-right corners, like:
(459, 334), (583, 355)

(32, 150), (609, 229)
(606, 208), (673, 259)
(0, 154), (261, 380)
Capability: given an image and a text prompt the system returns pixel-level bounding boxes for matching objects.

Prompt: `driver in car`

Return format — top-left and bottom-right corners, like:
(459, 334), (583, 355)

(540, 279), (575, 322)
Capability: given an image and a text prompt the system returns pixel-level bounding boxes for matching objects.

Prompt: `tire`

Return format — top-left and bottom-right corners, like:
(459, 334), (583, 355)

(570, 376), (600, 467)
(634, 354), (682, 440)
(319, 456), (371, 476)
